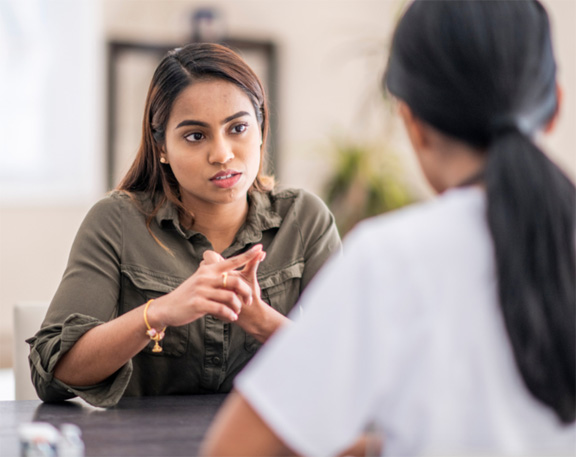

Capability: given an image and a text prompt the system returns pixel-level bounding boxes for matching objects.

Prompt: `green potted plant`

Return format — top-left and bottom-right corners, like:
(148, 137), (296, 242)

(323, 139), (418, 237)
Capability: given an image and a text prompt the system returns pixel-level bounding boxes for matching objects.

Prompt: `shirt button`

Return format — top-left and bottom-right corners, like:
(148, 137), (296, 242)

(212, 356), (221, 364)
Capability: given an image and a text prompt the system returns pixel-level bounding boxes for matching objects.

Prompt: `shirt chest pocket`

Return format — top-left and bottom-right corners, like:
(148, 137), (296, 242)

(120, 265), (188, 357)
(259, 261), (305, 314)
(245, 261), (305, 353)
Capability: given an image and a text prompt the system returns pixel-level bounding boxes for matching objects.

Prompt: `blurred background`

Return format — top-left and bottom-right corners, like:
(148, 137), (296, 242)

(0, 0), (574, 379)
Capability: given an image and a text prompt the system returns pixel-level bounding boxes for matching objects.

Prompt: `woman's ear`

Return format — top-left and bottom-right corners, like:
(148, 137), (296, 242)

(159, 144), (169, 164)
(398, 101), (428, 152)
(544, 83), (562, 134)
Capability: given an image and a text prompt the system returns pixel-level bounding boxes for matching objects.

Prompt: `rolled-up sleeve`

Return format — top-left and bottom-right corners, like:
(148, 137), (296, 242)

(27, 195), (130, 407)
(27, 314), (133, 407)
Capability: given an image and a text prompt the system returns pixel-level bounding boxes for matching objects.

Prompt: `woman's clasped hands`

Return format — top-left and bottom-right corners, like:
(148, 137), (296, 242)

(202, 245), (273, 341)
(146, 244), (270, 337)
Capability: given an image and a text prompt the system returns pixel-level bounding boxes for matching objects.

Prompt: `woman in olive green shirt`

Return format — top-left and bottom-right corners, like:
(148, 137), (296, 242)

(27, 43), (341, 407)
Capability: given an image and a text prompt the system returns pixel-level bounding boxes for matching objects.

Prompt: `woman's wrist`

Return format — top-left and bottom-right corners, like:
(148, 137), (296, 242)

(143, 298), (168, 331)
(142, 299), (168, 353)
(243, 299), (287, 343)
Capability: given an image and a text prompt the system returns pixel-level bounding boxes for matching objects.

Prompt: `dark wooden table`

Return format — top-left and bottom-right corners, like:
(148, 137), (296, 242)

(0, 394), (227, 456)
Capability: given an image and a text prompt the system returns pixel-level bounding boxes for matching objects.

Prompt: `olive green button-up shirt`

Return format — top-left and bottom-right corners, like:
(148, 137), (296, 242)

(27, 188), (341, 407)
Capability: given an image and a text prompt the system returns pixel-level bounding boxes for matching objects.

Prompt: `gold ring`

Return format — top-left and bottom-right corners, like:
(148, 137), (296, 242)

(222, 272), (228, 288)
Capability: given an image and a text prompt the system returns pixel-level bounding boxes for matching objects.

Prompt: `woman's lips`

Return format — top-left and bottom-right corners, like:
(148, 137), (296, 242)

(210, 170), (242, 189)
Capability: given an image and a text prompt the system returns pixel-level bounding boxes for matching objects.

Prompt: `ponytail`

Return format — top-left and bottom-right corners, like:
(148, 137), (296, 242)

(484, 130), (575, 423)
(385, 0), (575, 422)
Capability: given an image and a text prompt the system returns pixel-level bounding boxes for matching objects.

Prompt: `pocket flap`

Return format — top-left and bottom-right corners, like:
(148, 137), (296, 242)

(121, 265), (184, 294)
(258, 261), (304, 290)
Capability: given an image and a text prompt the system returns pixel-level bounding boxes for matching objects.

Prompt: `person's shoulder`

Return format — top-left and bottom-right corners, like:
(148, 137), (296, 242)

(84, 190), (150, 221)
(268, 187), (331, 215)
(87, 190), (131, 212)
(349, 186), (485, 248)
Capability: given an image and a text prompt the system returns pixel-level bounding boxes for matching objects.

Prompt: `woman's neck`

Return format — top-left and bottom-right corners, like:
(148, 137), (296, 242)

(441, 148), (486, 190)
(425, 134), (487, 193)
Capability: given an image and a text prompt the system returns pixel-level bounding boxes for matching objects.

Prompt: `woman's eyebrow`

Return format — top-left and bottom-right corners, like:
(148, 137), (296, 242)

(175, 119), (208, 129)
(222, 111), (251, 124)
(175, 111), (251, 130)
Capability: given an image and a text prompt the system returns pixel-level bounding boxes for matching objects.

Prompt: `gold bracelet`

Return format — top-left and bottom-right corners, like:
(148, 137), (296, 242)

(143, 299), (166, 353)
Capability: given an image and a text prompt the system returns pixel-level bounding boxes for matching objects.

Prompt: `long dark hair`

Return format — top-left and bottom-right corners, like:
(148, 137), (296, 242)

(118, 43), (274, 230)
(385, 0), (575, 423)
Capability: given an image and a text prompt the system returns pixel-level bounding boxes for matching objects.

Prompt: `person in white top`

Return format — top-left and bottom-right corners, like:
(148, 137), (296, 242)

(201, 1), (576, 455)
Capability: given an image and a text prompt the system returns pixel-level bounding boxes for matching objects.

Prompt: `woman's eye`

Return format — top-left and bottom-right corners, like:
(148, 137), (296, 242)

(185, 132), (204, 142)
(232, 123), (248, 134)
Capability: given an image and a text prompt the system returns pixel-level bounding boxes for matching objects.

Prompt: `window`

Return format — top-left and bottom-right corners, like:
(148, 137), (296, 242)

(0, 0), (103, 205)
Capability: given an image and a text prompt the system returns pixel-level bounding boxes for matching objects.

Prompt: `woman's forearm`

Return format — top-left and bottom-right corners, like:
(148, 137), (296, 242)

(53, 302), (152, 386)
(248, 304), (289, 343)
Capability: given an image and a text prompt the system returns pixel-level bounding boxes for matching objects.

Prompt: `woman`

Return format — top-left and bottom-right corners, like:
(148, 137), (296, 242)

(27, 43), (341, 407)
(202, 1), (575, 456)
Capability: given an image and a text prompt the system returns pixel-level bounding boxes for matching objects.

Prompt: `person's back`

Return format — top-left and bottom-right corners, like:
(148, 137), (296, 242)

(201, 1), (575, 455)
(343, 186), (574, 454)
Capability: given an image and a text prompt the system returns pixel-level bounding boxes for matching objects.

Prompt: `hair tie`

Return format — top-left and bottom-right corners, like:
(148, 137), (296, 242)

(490, 116), (522, 137)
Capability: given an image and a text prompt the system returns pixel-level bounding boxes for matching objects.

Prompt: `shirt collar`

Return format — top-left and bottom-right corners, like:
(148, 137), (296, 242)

(154, 191), (283, 245)
(238, 191), (283, 245)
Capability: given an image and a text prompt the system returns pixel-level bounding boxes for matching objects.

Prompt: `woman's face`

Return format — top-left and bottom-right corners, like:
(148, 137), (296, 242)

(162, 79), (262, 213)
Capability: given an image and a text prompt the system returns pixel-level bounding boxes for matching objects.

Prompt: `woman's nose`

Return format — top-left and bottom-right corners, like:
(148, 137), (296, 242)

(208, 136), (234, 164)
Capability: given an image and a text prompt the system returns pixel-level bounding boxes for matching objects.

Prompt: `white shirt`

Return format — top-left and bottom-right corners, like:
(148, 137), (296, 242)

(236, 187), (575, 456)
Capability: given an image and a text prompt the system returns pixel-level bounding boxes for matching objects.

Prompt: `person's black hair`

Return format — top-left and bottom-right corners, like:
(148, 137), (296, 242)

(385, 0), (575, 423)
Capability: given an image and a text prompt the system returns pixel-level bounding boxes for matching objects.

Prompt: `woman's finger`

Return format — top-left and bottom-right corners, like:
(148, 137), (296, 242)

(220, 273), (253, 306)
(203, 250), (224, 265)
(204, 288), (245, 315)
(196, 299), (240, 323)
(242, 251), (266, 282)
(214, 244), (263, 273)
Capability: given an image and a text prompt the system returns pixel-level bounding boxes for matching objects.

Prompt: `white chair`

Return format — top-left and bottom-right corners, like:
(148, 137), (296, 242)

(13, 302), (50, 400)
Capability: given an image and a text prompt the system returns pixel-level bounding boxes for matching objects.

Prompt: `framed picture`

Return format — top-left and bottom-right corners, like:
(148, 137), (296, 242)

(106, 38), (278, 190)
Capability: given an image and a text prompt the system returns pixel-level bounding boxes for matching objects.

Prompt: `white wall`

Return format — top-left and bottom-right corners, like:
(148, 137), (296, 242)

(103, 0), (409, 191)
(0, 0), (574, 368)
